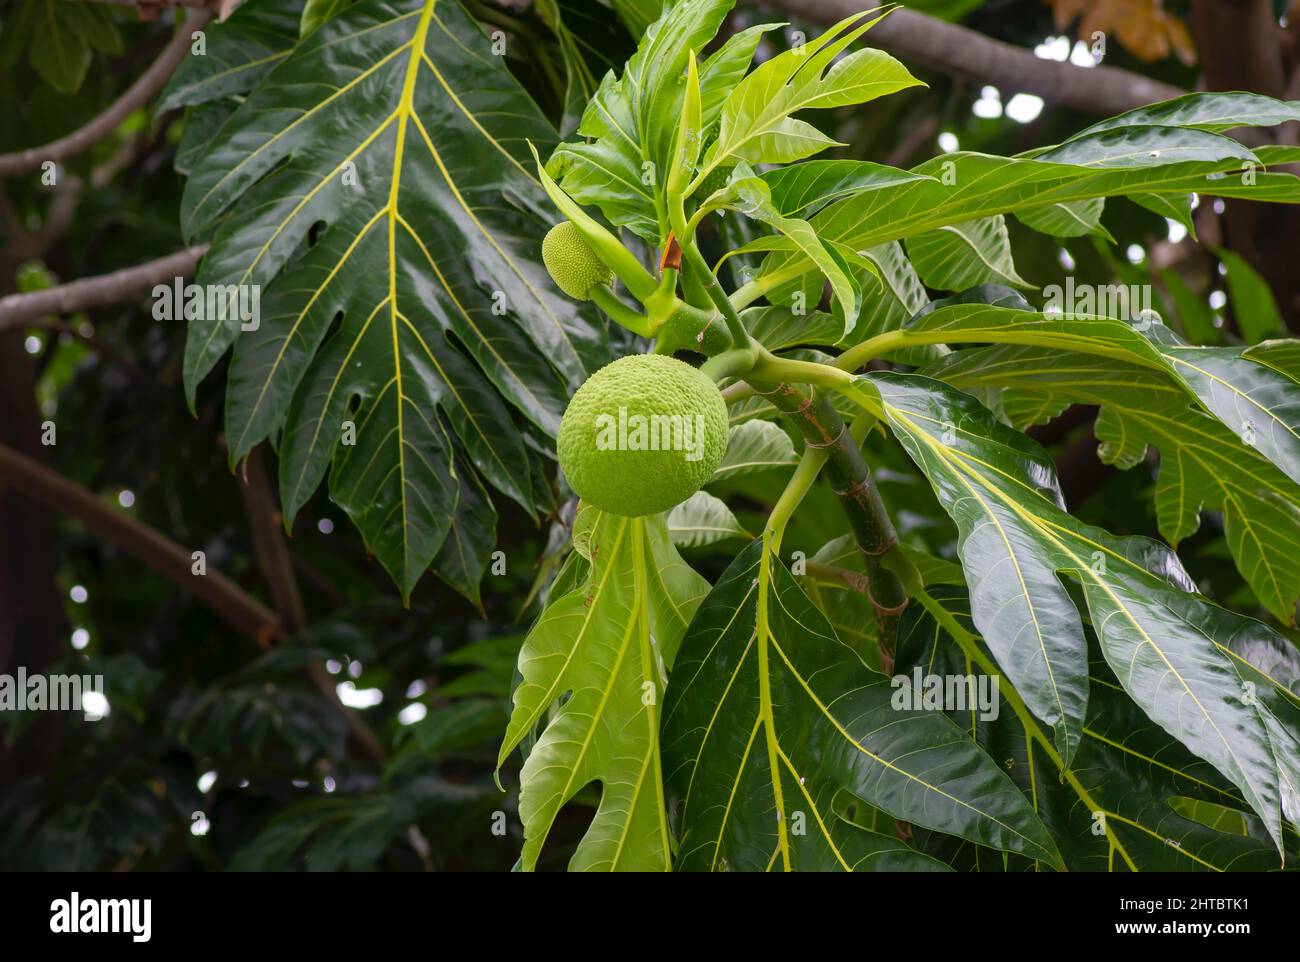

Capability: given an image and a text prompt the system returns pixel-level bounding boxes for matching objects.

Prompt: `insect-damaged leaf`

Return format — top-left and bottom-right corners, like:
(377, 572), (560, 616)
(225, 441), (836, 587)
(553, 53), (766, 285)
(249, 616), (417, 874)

(178, 0), (608, 598)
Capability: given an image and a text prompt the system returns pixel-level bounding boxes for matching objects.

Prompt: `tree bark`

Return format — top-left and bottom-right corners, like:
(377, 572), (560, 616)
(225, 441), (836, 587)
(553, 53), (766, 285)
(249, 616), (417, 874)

(0, 246), (208, 330)
(0, 334), (63, 783)
(0, 441), (280, 643)
(1191, 0), (1300, 331)
(752, 0), (1184, 115)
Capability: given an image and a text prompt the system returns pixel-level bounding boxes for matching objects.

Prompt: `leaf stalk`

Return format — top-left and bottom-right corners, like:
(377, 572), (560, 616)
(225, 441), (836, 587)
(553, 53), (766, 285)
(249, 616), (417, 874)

(749, 379), (914, 662)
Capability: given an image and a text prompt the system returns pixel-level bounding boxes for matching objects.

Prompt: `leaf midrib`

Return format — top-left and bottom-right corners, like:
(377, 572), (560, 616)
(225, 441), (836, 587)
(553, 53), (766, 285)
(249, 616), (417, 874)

(902, 409), (1276, 840)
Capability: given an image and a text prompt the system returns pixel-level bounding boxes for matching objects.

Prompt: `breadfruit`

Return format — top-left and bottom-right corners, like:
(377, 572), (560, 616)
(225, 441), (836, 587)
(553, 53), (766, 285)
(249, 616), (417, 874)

(557, 354), (729, 517)
(542, 222), (613, 300)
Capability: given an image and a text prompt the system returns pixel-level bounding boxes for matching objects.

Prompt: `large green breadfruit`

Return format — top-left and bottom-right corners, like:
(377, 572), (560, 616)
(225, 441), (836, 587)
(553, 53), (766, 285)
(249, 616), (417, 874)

(557, 354), (729, 517)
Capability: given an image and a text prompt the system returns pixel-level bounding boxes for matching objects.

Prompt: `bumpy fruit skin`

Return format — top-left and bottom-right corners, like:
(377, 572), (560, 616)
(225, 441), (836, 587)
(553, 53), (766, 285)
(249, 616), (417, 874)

(558, 354), (729, 517)
(694, 164), (735, 199)
(542, 222), (613, 300)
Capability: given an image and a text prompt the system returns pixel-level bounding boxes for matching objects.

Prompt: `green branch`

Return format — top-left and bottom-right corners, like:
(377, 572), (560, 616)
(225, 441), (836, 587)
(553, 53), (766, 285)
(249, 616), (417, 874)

(747, 378), (915, 663)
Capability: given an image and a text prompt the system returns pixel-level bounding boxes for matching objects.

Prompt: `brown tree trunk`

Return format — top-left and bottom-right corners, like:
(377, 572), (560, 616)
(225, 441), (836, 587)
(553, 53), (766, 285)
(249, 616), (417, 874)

(0, 332), (64, 783)
(1192, 0), (1300, 331)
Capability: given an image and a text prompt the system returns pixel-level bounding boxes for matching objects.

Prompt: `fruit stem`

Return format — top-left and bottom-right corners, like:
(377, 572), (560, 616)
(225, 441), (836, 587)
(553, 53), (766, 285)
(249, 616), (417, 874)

(529, 143), (659, 301)
(700, 348), (758, 383)
(669, 192), (751, 352)
(589, 285), (656, 337)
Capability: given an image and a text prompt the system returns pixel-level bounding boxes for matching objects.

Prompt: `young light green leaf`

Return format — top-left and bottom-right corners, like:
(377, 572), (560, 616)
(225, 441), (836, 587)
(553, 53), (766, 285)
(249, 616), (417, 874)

(846, 242), (931, 346)
(499, 510), (710, 870)
(666, 50), (703, 203)
(547, 0), (734, 241)
(667, 491), (750, 548)
(711, 418), (798, 481)
(696, 9), (921, 182)
(698, 22), (781, 131)
(1015, 197), (1110, 239)
(702, 172), (859, 330)
(761, 160), (936, 218)
(905, 215), (1031, 290)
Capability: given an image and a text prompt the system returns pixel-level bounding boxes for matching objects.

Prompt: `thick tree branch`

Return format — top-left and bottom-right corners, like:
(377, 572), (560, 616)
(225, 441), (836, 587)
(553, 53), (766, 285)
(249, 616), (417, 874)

(0, 246), (208, 330)
(0, 335), (62, 785)
(238, 447), (308, 633)
(0, 9), (213, 178)
(752, 0), (1183, 115)
(0, 441), (280, 642)
(1193, 0), (1287, 99)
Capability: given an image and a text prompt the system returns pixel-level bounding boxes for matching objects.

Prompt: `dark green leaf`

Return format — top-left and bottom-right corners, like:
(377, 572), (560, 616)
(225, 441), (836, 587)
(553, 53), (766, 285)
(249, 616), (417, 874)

(179, 0), (607, 597)
(159, 0), (304, 111)
(856, 372), (1295, 849)
(662, 539), (1063, 870)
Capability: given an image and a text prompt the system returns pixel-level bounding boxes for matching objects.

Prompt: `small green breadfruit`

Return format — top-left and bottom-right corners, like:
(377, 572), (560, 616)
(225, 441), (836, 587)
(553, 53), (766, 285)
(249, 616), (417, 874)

(694, 164), (735, 200)
(557, 354), (729, 517)
(542, 222), (613, 300)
